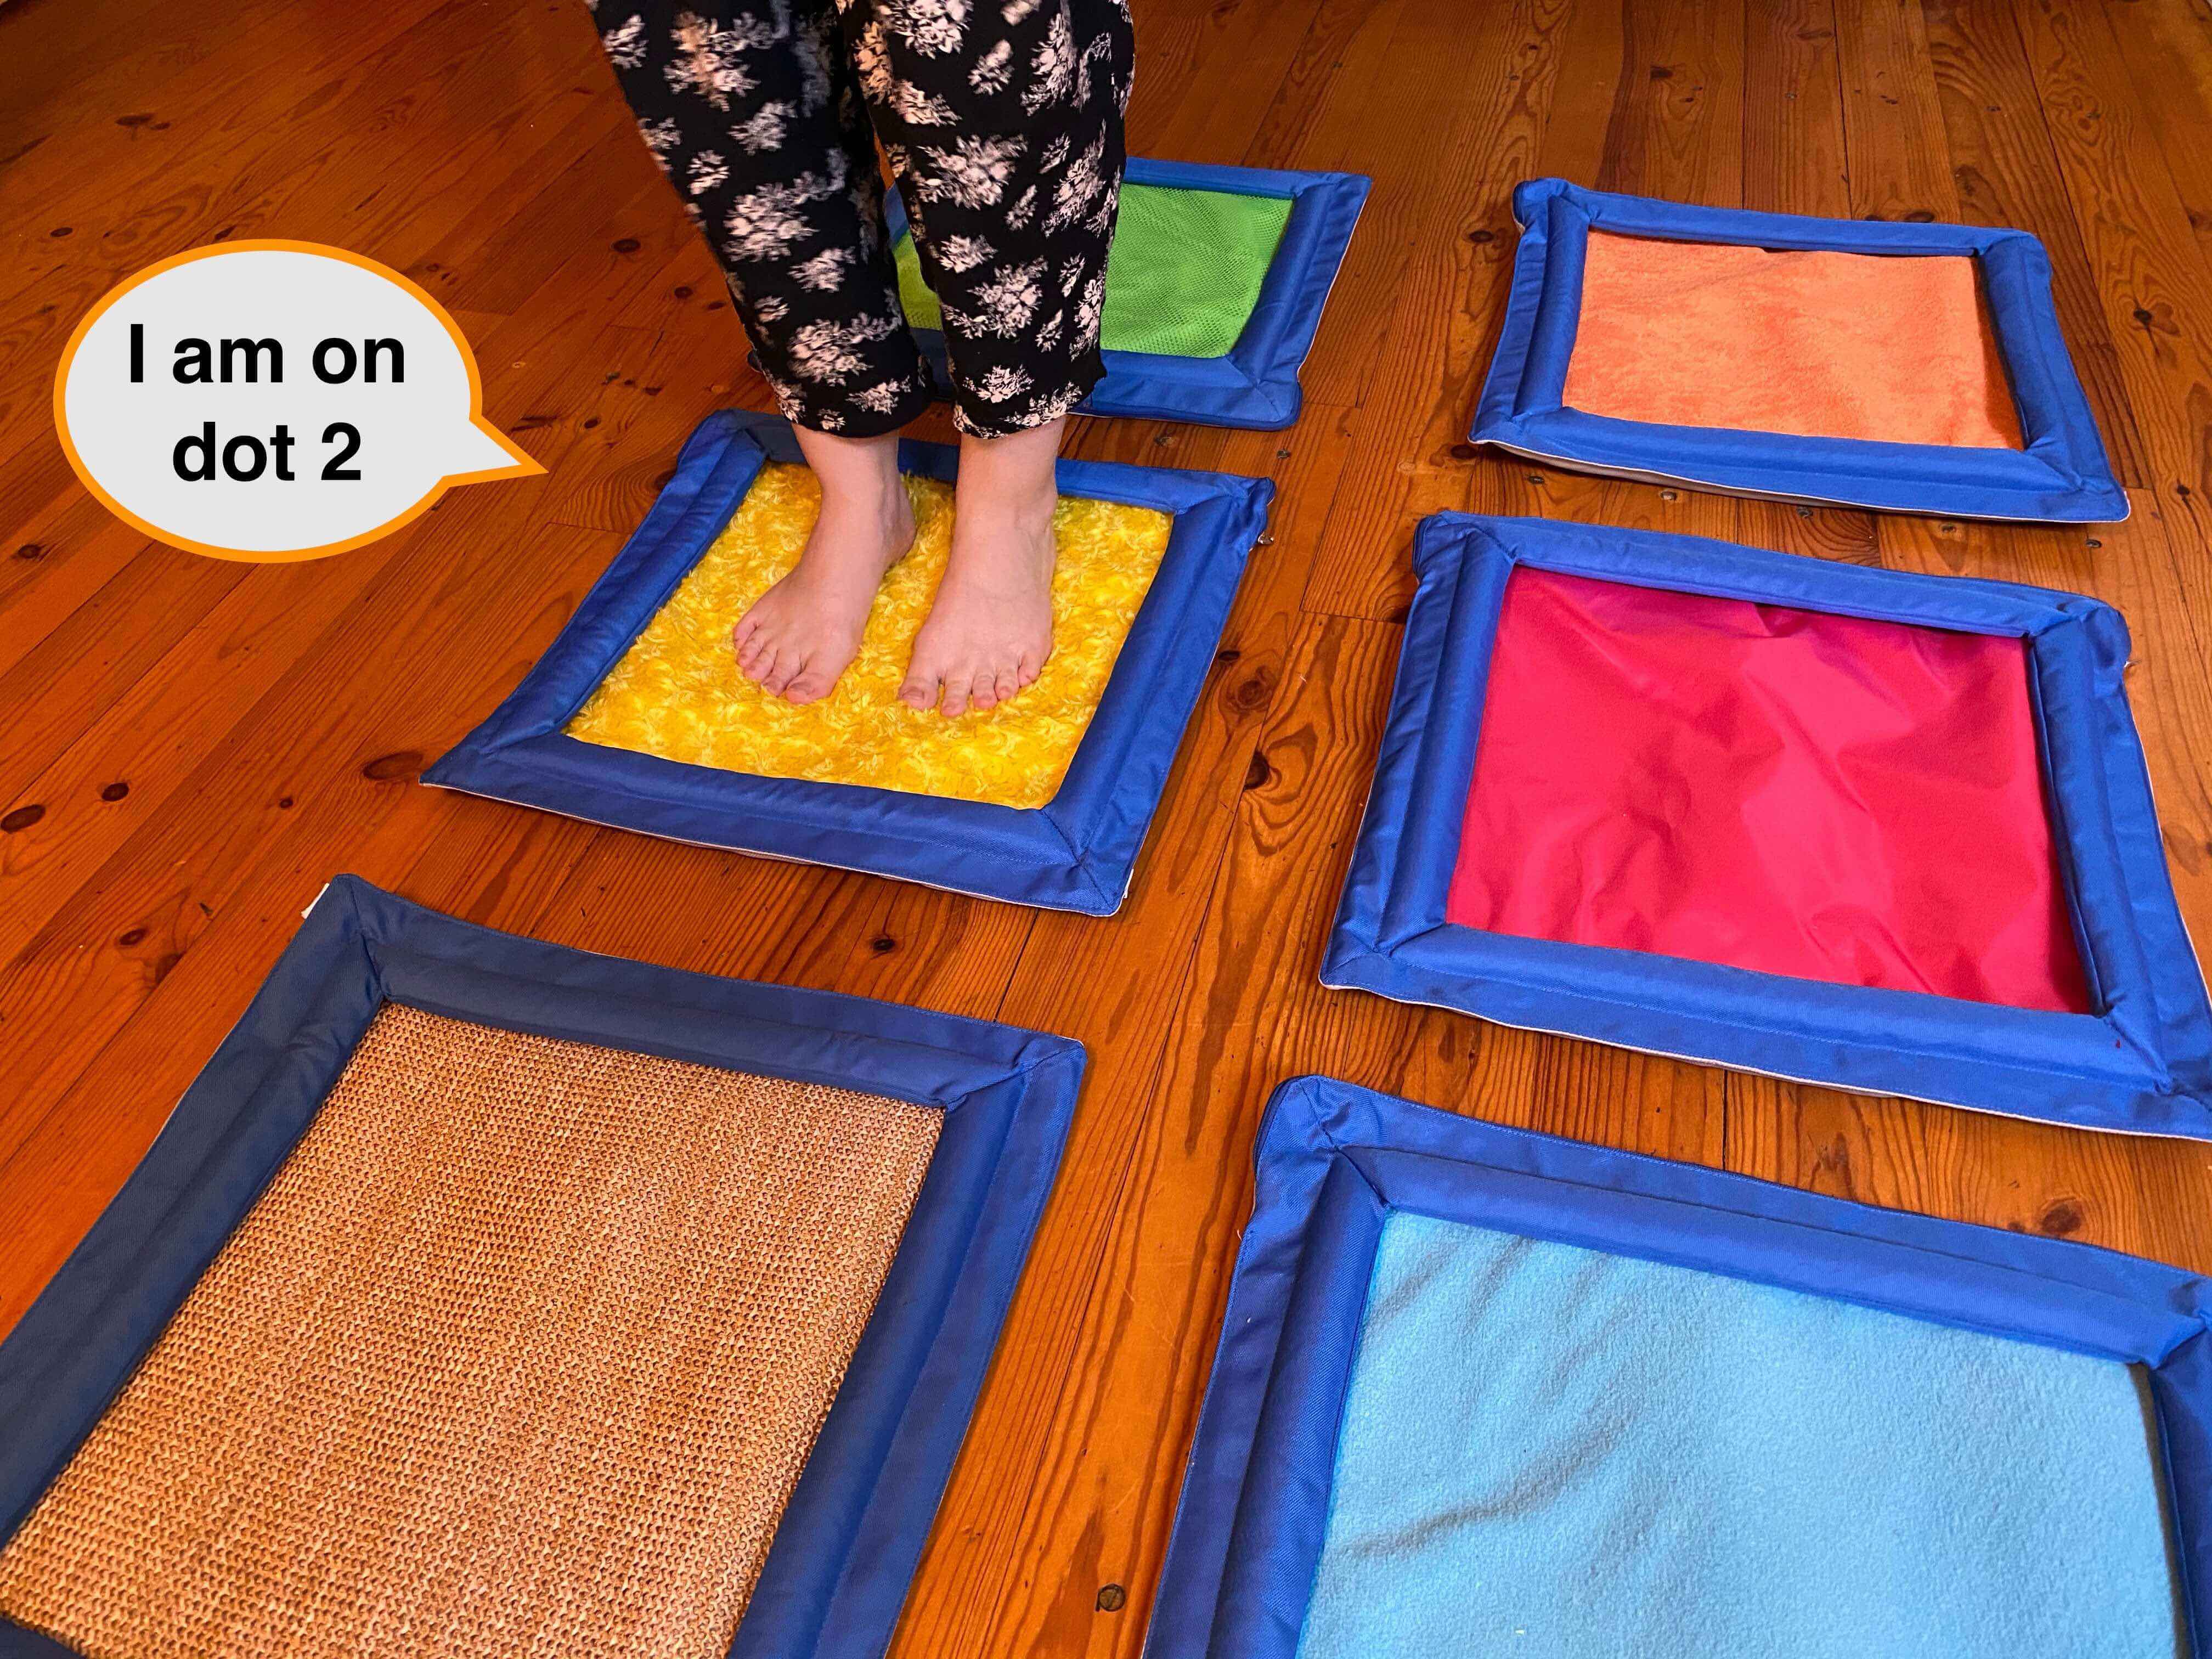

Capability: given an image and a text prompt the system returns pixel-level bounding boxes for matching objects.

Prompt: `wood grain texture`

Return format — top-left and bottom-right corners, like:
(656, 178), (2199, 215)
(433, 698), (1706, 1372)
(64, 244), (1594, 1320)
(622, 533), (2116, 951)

(4, 0), (2212, 1654)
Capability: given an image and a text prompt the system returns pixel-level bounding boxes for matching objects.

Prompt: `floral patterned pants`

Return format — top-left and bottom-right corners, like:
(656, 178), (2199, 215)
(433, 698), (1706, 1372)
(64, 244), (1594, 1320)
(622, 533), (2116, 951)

(594, 0), (1133, 439)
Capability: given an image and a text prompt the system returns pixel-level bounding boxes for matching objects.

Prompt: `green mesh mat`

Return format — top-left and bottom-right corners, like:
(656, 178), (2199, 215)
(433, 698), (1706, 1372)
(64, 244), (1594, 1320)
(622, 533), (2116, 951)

(895, 182), (1295, 360)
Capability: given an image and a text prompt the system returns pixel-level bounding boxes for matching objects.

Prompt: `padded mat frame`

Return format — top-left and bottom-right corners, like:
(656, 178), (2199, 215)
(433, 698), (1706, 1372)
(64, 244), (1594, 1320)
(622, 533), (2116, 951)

(425, 410), (1273, 913)
(0, 876), (1085, 1659)
(1470, 178), (2126, 521)
(1146, 1075), (2212, 1659)
(886, 156), (1370, 430)
(1324, 513), (2212, 1138)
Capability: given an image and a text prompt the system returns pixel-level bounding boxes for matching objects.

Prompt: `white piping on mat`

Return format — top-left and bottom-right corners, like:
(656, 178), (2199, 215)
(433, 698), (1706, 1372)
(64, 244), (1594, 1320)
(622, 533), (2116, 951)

(1317, 968), (2210, 1143)
(417, 777), (1111, 911)
(1480, 438), (2128, 525)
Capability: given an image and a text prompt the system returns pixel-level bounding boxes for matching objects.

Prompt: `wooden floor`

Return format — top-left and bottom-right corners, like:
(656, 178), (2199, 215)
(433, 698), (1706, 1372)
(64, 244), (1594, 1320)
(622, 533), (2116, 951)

(7, 0), (2212, 1650)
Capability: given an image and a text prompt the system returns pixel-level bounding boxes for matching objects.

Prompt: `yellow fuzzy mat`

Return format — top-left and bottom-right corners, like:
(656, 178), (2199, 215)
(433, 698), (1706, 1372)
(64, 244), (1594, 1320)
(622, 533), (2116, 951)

(566, 463), (1175, 810)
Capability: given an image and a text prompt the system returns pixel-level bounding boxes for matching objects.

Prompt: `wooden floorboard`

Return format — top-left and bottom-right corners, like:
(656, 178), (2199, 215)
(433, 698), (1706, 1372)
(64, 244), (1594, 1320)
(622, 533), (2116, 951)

(5, 0), (2212, 1650)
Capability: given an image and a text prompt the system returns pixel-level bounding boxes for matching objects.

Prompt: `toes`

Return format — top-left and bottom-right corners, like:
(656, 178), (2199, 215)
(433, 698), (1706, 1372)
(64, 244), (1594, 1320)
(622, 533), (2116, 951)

(898, 670), (937, 710)
(970, 676), (1000, 712)
(938, 673), (974, 718)
(737, 623), (775, 676)
(993, 671), (1019, 705)
(783, 669), (833, 704)
(761, 650), (805, 698)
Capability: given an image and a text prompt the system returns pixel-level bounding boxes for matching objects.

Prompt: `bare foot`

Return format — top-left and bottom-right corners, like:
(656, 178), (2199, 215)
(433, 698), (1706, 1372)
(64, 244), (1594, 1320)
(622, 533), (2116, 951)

(733, 482), (914, 703)
(899, 496), (1056, 717)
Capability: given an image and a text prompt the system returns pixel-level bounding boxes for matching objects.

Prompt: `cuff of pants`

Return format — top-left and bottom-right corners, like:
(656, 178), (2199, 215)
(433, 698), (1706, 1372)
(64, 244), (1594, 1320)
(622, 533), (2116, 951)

(949, 345), (1107, 441)
(752, 351), (939, 441)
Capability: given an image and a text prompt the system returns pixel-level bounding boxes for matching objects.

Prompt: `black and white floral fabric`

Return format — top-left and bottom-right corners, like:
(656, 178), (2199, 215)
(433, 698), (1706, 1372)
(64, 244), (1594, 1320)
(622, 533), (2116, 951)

(594, 0), (1133, 439)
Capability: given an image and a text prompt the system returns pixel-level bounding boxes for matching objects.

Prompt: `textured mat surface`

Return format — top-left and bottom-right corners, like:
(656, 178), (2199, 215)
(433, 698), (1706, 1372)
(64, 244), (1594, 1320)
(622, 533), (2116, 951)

(567, 461), (1173, 808)
(1561, 231), (2024, 448)
(1297, 1211), (2183, 1659)
(0, 1003), (940, 1659)
(1446, 565), (2089, 1011)
(897, 180), (1295, 359)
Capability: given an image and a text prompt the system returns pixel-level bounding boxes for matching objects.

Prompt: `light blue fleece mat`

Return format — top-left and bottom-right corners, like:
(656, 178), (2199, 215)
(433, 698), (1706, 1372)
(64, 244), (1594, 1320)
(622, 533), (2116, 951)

(1296, 1211), (2186, 1659)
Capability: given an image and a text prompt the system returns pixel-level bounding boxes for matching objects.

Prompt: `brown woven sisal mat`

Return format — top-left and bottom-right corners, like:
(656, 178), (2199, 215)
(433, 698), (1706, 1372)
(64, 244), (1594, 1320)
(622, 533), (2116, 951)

(0, 1003), (941, 1659)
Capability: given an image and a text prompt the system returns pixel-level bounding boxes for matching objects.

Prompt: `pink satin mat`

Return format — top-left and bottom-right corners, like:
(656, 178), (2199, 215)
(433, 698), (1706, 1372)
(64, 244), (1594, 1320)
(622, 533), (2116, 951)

(1446, 568), (2091, 1013)
(1561, 232), (2026, 449)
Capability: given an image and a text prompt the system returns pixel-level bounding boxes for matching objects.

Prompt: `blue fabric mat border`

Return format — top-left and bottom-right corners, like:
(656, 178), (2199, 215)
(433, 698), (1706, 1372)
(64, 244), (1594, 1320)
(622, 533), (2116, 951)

(424, 409), (1273, 913)
(0, 876), (1085, 1659)
(1145, 1074), (2212, 1659)
(1470, 177), (2128, 521)
(1324, 512), (2212, 1138)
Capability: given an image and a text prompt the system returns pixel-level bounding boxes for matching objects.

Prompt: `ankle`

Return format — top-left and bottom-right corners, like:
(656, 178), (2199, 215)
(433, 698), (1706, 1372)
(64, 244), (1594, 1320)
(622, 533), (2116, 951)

(792, 427), (906, 524)
(946, 521), (1057, 602)
(794, 510), (907, 594)
(819, 473), (909, 530)
(953, 481), (1056, 545)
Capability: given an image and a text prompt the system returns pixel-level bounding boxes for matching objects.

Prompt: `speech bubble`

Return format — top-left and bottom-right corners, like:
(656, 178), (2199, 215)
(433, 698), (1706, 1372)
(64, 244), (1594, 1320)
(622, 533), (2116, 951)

(55, 241), (543, 562)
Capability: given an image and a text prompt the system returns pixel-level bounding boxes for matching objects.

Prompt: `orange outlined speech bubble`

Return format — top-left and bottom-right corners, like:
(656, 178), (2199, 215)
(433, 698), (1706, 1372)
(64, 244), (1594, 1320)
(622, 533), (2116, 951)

(55, 241), (543, 562)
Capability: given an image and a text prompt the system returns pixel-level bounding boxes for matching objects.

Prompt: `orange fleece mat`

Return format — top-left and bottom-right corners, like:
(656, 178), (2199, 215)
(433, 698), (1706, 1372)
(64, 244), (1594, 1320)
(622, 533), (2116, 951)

(1561, 232), (2025, 448)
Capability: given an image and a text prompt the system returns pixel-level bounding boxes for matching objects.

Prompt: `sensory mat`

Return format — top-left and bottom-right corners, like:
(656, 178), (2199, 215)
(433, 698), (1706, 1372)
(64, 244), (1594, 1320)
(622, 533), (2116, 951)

(566, 460), (1170, 809)
(888, 155), (1369, 428)
(0, 877), (1085, 1659)
(1148, 1076), (2212, 1659)
(1470, 178), (2126, 520)
(1324, 514), (2212, 1137)
(426, 410), (1273, 912)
